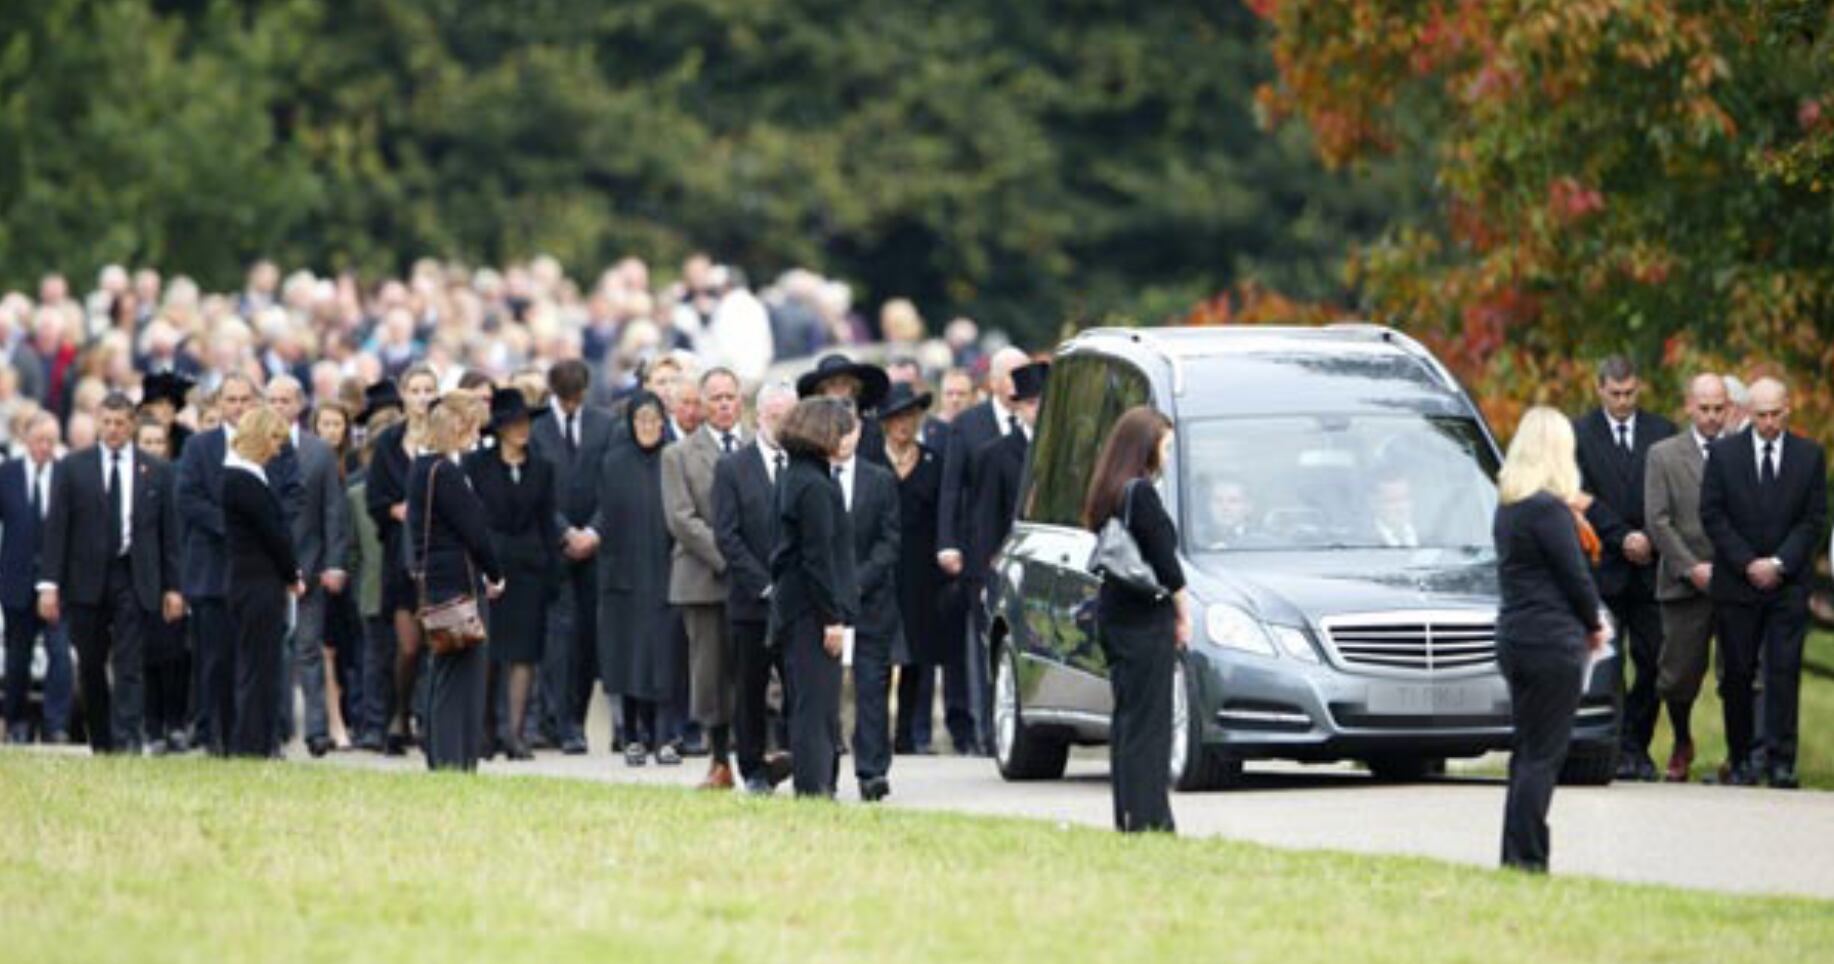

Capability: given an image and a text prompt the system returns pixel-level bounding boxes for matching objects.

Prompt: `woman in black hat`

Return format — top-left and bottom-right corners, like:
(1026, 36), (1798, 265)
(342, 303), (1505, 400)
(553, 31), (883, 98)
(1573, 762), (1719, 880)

(138, 371), (195, 458)
(878, 383), (949, 754)
(464, 387), (562, 760)
(797, 353), (891, 468)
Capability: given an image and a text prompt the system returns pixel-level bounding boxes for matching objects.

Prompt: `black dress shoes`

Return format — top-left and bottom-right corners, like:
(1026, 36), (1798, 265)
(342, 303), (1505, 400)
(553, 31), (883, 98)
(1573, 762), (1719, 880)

(859, 776), (891, 803)
(6, 724), (32, 745)
(384, 733), (410, 757)
(560, 733), (588, 755)
(1768, 767), (1801, 790)
(306, 736), (332, 758)
(506, 741), (534, 762)
(354, 731), (384, 753)
(742, 776), (774, 796)
(763, 751), (794, 788)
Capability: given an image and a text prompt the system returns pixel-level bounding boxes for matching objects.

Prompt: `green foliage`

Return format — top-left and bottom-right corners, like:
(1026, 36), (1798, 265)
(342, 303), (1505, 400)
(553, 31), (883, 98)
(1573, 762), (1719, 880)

(0, 0), (1422, 347)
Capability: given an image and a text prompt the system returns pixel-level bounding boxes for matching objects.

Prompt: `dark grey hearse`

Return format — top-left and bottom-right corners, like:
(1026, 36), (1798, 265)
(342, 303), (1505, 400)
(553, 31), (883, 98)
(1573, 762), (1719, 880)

(985, 324), (1619, 790)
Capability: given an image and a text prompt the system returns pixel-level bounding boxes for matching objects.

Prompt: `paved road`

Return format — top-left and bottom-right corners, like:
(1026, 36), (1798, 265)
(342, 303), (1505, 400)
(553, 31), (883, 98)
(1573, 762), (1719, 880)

(315, 745), (1834, 900)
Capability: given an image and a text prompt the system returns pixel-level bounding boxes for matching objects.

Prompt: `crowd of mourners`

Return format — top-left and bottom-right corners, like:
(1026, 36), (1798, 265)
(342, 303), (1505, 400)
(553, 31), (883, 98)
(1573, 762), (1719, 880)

(0, 254), (1042, 801)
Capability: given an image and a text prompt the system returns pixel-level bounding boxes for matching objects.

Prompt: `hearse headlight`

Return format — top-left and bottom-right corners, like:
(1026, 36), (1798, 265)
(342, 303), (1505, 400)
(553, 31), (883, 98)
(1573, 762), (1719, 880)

(1267, 625), (1319, 663)
(1204, 603), (1276, 657)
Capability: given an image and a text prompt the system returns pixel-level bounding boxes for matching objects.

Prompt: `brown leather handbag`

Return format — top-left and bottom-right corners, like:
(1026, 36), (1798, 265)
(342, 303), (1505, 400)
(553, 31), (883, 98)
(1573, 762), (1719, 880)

(415, 460), (487, 656)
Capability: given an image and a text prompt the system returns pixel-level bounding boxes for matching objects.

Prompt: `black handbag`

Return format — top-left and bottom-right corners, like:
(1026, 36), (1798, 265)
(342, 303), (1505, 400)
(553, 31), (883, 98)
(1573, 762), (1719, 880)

(1089, 479), (1167, 599)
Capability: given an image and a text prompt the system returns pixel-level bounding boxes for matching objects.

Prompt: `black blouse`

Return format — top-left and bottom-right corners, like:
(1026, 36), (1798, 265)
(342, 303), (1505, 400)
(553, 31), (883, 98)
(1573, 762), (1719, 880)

(406, 454), (504, 600)
(1494, 491), (1603, 648)
(1097, 480), (1186, 622)
(224, 467), (300, 587)
(770, 453), (859, 628)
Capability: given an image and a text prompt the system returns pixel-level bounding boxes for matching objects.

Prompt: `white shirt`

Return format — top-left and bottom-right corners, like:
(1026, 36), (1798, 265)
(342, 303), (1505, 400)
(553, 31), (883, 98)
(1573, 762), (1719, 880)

(1692, 429), (1715, 462)
(834, 455), (856, 512)
(1754, 430), (1784, 477)
(990, 395), (1017, 437)
(758, 438), (785, 484)
(26, 458), (53, 520)
(1608, 412), (1637, 451)
(102, 444), (135, 556)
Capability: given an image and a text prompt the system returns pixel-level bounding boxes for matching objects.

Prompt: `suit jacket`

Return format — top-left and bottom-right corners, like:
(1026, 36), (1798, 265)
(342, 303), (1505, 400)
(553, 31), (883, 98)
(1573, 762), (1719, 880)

(661, 426), (729, 605)
(1643, 432), (1714, 602)
(1573, 407), (1676, 597)
(972, 430), (1028, 577)
(266, 437), (307, 534)
(224, 466), (299, 589)
(769, 454), (858, 629)
(1699, 428), (1828, 605)
(289, 433), (351, 580)
(175, 427), (230, 598)
(937, 400), (1001, 575)
(530, 404), (617, 534)
(0, 457), (54, 610)
(40, 445), (179, 612)
(713, 444), (776, 623)
(848, 458), (902, 643)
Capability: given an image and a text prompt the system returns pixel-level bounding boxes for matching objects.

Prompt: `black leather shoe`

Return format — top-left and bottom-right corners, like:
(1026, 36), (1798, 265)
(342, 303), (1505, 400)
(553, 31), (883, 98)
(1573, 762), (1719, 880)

(527, 729), (557, 751)
(561, 733), (588, 756)
(764, 751), (794, 788)
(47, 730), (70, 745)
(678, 738), (709, 758)
(6, 725), (31, 744)
(306, 736), (332, 758)
(859, 776), (891, 803)
(743, 776), (774, 796)
(384, 733), (409, 757)
(507, 741), (534, 762)
(354, 731), (384, 753)
(166, 730), (191, 754)
(1768, 767), (1801, 790)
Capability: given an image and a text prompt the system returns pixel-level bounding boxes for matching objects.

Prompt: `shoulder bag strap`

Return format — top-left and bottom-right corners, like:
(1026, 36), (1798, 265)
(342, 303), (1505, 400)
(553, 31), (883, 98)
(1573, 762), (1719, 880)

(417, 460), (438, 608)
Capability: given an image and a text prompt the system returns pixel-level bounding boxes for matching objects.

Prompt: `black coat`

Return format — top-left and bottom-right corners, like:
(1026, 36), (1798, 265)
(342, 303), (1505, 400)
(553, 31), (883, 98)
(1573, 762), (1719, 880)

(1699, 428), (1829, 605)
(1493, 492), (1603, 649)
(0, 458), (52, 611)
(1572, 408), (1676, 597)
(590, 437), (675, 699)
(892, 443), (948, 664)
(972, 430), (1028, 576)
(465, 447), (563, 602)
(40, 445), (180, 613)
(175, 427), (229, 598)
(846, 458), (902, 645)
(713, 444), (777, 624)
(365, 421), (414, 580)
(406, 455), (504, 602)
(224, 466), (299, 590)
(770, 454), (859, 630)
(937, 400), (1002, 579)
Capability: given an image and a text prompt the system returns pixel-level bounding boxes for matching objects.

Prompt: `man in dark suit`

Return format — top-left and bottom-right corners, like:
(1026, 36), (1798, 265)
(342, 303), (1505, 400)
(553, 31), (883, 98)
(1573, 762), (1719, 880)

(176, 372), (260, 755)
(37, 393), (184, 754)
(713, 382), (798, 795)
(267, 376), (351, 757)
(838, 418), (903, 802)
(1572, 356), (1676, 781)
(2, 412), (73, 743)
(529, 359), (616, 754)
(973, 362), (1049, 589)
(935, 346), (1029, 755)
(1699, 377), (1827, 789)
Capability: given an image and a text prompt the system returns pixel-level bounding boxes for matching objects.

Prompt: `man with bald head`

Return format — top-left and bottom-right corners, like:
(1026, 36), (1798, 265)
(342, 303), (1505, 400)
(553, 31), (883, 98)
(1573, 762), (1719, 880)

(935, 346), (1029, 755)
(1699, 377), (1827, 788)
(1643, 374), (1728, 781)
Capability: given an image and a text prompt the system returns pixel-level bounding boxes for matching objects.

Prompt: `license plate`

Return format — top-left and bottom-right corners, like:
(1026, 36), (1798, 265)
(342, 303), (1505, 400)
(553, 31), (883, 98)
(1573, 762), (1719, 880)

(1366, 682), (1489, 715)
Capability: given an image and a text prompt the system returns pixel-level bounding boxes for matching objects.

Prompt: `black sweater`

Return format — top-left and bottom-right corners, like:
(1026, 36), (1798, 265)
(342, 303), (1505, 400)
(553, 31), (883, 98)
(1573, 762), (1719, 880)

(770, 454), (859, 628)
(1493, 491), (1603, 649)
(1097, 480), (1186, 623)
(406, 455), (504, 601)
(224, 467), (299, 588)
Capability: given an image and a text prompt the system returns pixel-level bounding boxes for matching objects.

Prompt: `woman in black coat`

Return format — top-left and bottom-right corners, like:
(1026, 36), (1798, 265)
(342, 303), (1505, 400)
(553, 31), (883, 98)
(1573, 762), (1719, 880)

(465, 388), (561, 761)
(769, 397), (861, 798)
(591, 391), (679, 766)
(223, 407), (305, 760)
(1083, 406), (1191, 834)
(365, 363), (441, 755)
(880, 386), (946, 754)
(407, 393), (505, 773)
(1492, 407), (1608, 873)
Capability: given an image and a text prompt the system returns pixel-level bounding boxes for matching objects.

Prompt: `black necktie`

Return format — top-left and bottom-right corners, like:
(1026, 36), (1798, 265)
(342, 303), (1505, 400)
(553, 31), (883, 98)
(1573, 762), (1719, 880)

(832, 465), (843, 482)
(1008, 414), (1021, 437)
(773, 451), (786, 482)
(721, 431), (735, 454)
(1761, 441), (1777, 486)
(1615, 422), (1631, 453)
(106, 451), (123, 558)
(30, 467), (44, 519)
(565, 414), (578, 453)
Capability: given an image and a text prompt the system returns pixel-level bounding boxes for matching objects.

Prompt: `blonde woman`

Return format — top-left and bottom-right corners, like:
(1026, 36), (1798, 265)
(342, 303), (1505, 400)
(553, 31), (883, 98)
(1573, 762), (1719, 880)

(1493, 406), (1610, 872)
(224, 406), (305, 759)
(406, 391), (504, 772)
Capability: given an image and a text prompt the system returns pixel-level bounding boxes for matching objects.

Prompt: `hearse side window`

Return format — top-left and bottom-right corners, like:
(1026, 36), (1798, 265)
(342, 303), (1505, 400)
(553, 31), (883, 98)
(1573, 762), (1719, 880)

(1022, 354), (1151, 527)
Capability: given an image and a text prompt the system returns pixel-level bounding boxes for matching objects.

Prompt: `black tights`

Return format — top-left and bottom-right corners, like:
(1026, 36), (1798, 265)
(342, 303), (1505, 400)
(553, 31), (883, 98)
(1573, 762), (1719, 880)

(1667, 698), (1693, 746)
(622, 697), (658, 746)
(709, 723), (731, 761)
(391, 609), (420, 736)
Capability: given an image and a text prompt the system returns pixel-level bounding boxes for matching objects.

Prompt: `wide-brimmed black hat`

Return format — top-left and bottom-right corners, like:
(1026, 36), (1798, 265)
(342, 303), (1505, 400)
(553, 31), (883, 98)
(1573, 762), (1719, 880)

(356, 380), (404, 426)
(796, 353), (890, 410)
(139, 371), (194, 410)
(486, 386), (548, 432)
(876, 382), (933, 421)
(1011, 361), (1051, 402)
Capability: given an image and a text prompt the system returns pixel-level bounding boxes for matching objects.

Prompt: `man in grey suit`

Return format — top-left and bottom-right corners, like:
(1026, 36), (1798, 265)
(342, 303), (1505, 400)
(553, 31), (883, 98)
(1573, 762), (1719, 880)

(1643, 373), (1728, 782)
(267, 377), (351, 757)
(662, 367), (746, 790)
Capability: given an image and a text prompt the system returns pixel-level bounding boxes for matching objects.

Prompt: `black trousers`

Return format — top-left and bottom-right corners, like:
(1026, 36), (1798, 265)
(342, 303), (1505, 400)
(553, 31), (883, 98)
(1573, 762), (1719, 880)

(1101, 611), (1176, 834)
(852, 632), (893, 782)
(69, 557), (147, 754)
(190, 598), (236, 756)
(537, 561), (596, 740)
(731, 619), (783, 782)
(229, 579), (286, 759)
(1717, 586), (1808, 772)
(1603, 587), (1664, 756)
(144, 654), (190, 741)
(428, 642), (488, 772)
(1498, 640), (1586, 871)
(783, 613), (842, 797)
(938, 583), (976, 750)
(3, 605), (45, 729)
(360, 614), (397, 739)
(895, 662), (937, 750)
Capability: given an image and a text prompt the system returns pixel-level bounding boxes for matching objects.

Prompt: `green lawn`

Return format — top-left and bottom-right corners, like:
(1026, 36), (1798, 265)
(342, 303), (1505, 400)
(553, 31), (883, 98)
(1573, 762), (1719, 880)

(0, 753), (1828, 962)
(1645, 630), (1834, 787)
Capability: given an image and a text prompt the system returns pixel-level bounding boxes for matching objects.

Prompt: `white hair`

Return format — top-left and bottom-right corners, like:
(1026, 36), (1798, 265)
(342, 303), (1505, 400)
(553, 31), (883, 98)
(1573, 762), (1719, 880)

(1722, 374), (1750, 407)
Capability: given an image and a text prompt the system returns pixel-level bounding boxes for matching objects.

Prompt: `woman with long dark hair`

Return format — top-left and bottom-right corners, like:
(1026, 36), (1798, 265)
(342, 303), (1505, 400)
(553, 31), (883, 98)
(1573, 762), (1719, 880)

(1082, 405), (1190, 833)
(770, 397), (861, 798)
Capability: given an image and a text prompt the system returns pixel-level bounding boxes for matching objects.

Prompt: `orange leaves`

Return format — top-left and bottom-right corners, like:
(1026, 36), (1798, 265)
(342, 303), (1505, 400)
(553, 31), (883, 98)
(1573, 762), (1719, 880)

(1182, 280), (1349, 328)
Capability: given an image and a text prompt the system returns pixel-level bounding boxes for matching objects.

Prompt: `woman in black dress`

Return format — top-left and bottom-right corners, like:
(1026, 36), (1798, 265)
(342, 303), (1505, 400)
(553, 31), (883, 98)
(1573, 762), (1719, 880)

(880, 385), (945, 754)
(770, 397), (861, 798)
(1082, 406), (1191, 834)
(465, 387), (560, 761)
(223, 406), (305, 760)
(311, 401), (361, 750)
(1493, 407), (1608, 872)
(365, 363), (440, 755)
(407, 392), (505, 773)
(592, 391), (679, 767)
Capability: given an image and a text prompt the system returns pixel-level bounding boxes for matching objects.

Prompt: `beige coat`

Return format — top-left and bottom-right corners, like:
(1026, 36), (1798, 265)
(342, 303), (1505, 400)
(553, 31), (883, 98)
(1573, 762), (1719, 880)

(661, 425), (730, 605)
(1643, 431), (1713, 602)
